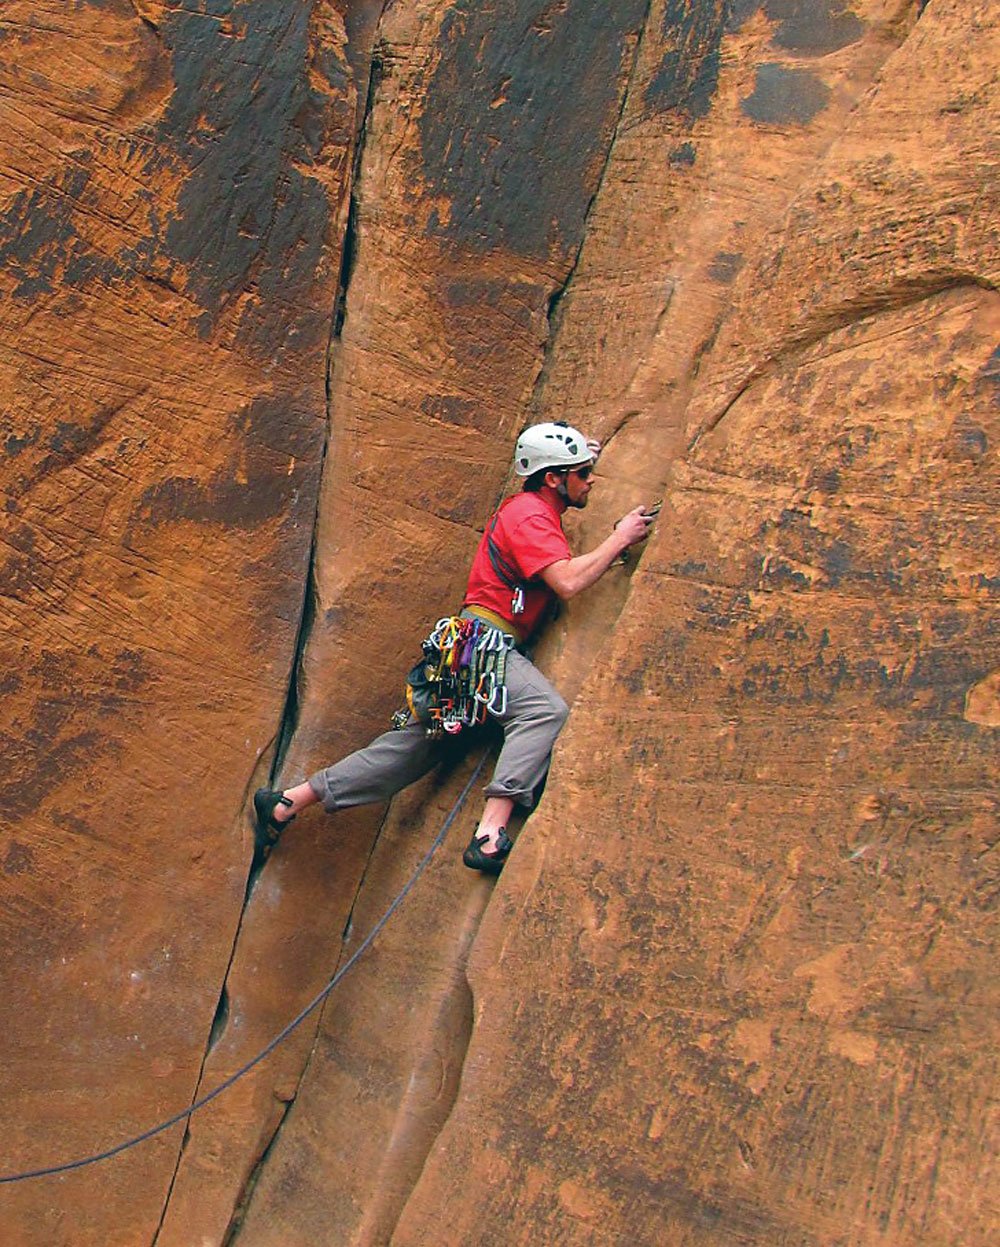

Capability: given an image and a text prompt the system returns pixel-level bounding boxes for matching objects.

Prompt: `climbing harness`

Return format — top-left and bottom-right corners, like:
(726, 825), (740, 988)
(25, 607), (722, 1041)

(393, 614), (516, 736)
(0, 751), (491, 1185)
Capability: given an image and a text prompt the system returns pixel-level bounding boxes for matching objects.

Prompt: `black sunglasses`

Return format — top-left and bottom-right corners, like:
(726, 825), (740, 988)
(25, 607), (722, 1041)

(564, 465), (593, 480)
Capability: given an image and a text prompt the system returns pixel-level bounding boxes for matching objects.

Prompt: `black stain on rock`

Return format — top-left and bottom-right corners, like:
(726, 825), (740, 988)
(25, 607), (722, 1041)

(767, 0), (865, 54)
(109, 647), (151, 695)
(133, 393), (322, 529)
(944, 346), (998, 461)
(0, 164), (92, 299)
(421, 395), (476, 426)
(0, 1), (349, 361)
(419, 0), (647, 260)
(4, 428), (40, 457)
(47, 411), (120, 464)
(233, 392), (322, 459)
(741, 63), (831, 126)
(728, 1), (865, 54)
(0, 647), (147, 819)
(948, 413), (988, 460)
(708, 251), (745, 283)
(136, 464), (280, 530)
(445, 276), (538, 318)
(0, 524), (38, 600)
(0, 144), (168, 300)
(0, 404), (125, 512)
(978, 344), (1000, 399)
(2, 841), (34, 876)
(727, 0), (761, 27)
(733, 637), (981, 715)
(645, 0), (728, 120)
(819, 538), (852, 586)
(807, 464), (841, 493)
(157, 0), (345, 338)
(0, 671), (22, 696)
(669, 141), (698, 167)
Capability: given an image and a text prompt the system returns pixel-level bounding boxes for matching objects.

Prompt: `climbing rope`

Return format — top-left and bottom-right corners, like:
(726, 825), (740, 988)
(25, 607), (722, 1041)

(0, 751), (490, 1185)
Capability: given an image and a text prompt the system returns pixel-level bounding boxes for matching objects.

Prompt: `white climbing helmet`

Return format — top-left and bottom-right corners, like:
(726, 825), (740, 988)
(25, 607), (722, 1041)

(513, 421), (593, 477)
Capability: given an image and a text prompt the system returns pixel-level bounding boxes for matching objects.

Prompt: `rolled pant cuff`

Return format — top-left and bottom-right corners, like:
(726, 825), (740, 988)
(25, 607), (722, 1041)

(308, 772), (335, 812)
(483, 781), (535, 810)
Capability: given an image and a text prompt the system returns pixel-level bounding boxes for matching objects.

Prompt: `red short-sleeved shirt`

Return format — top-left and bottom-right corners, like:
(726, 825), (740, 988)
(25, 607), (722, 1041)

(464, 491), (570, 637)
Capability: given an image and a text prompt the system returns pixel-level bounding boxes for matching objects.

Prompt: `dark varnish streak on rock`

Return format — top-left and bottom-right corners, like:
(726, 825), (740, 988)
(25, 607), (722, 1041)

(0, 142), (172, 298)
(708, 250), (745, 283)
(741, 63), (831, 126)
(419, 0), (647, 261)
(728, 0), (865, 53)
(669, 141), (698, 166)
(0, 164), (92, 300)
(158, 0), (345, 344)
(133, 394), (322, 529)
(0, 647), (149, 821)
(645, 0), (728, 119)
(0, 0), (345, 355)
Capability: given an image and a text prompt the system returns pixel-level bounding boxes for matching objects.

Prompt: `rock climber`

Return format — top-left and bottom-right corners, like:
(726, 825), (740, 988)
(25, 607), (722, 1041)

(253, 421), (656, 875)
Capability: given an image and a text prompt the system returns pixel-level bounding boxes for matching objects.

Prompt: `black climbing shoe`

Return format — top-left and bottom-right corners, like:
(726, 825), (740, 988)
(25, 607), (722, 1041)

(462, 828), (513, 876)
(253, 788), (295, 857)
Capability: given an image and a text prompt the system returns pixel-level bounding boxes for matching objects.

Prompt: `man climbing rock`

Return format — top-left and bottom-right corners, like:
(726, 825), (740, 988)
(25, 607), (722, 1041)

(253, 421), (655, 875)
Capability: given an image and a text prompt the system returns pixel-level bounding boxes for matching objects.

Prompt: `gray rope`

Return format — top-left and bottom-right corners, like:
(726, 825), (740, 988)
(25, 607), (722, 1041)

(0, 752), (490, 1184)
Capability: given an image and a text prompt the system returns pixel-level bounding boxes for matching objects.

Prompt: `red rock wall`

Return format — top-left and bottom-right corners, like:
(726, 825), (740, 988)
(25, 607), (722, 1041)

(0, 1), (352, 1242)
(1, 2), (996, 1245)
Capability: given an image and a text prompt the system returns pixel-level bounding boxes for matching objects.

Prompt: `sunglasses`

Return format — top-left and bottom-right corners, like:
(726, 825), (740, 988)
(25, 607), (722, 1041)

(565, 465), (594, 481)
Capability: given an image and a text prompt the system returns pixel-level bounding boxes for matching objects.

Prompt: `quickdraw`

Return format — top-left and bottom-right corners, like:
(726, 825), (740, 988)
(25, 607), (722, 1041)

(393, 615), (516, 737)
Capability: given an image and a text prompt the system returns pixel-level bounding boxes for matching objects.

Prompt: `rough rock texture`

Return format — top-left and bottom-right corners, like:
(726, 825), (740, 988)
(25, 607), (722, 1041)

(1, 1), (997, 1245)
(0, 1), (349, 1242)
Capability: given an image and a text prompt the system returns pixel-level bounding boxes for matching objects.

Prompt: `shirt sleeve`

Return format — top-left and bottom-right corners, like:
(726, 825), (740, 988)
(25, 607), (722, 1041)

(509, 513), (572, 580)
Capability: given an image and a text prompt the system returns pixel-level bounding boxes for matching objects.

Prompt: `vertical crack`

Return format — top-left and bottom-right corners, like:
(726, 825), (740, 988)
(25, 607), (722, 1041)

(218, 1091), (295, 1247)
(207, 986), (231, 1053)
(154, 15), (395, 1245)
(267, 20), (388, 786)
(335, 30), (388, 339)
(531, 0), (654, 405)
(269, 527), (318, 787)
(218, 803), (395, 1246)
(161, 2), (654, 1238)
(352, 929), (478, 1246)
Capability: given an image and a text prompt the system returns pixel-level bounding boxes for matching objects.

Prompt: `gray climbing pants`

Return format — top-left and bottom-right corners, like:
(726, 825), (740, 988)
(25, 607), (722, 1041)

(307, 649), (569, 812)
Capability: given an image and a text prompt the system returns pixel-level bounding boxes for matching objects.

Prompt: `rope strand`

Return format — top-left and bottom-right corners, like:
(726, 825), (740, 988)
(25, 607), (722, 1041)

(0, 752), (489, 1185)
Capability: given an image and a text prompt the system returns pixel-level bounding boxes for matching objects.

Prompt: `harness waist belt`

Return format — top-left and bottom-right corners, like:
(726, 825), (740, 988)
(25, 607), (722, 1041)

(460, 605), (523, 645)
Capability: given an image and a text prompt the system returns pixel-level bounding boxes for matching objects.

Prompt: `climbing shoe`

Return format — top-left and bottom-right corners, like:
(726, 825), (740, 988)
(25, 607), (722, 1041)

(462, 828), (513, 876)
(253, 788), (295, 857)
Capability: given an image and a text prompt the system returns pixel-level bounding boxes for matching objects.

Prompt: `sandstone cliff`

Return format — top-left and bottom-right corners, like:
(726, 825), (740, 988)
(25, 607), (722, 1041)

(1, 2), (996, 1245)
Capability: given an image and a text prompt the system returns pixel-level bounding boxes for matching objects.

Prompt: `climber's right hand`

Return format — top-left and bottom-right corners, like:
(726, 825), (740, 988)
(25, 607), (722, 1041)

(614, 506), (655, 549)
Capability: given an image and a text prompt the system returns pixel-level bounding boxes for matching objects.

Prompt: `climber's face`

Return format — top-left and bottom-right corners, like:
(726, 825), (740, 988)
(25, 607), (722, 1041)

(562, 464), (594, 509)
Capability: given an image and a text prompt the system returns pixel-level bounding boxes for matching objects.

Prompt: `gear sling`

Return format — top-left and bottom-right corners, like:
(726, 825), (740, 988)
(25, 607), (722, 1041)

(395, 505), (533, 736)
(396, 614), (516, 736)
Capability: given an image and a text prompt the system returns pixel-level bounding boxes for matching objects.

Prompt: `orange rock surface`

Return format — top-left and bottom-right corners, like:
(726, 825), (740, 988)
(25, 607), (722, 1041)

(1, 2), (996, 1245)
